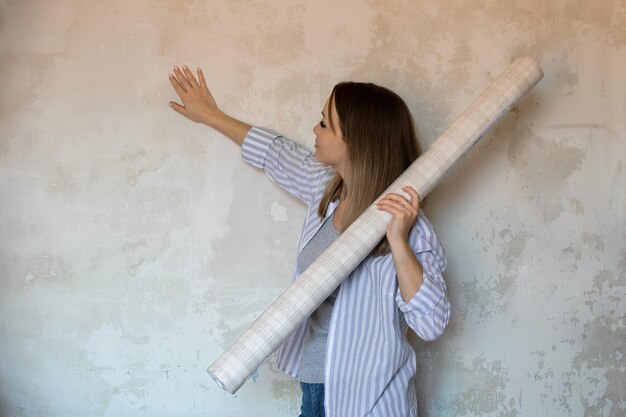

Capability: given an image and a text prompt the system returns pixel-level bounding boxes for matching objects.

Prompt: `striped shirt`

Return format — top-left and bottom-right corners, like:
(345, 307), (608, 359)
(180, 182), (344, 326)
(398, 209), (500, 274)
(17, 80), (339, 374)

(242, 127), (451, 417)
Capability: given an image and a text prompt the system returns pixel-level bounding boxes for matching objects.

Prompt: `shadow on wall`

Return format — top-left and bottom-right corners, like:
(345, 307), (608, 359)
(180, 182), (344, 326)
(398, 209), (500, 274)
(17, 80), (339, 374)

(0, 394), (11, 417)
(409, 330), (449, 416)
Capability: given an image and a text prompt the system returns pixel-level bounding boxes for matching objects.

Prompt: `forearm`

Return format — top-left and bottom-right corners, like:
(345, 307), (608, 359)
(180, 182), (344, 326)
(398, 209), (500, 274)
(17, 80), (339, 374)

(389, 239), (424, 302)
(202, 110), (252, 147)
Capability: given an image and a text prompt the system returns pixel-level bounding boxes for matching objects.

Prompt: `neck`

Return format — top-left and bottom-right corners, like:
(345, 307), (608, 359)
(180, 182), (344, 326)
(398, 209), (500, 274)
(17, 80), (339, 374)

(335, 163), (351, 202)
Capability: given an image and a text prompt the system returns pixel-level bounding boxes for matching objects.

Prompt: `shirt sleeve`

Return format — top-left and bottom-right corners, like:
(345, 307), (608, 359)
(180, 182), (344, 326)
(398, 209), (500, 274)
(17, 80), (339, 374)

(395, 212), (451, 341)
(241, 126), (329, 205)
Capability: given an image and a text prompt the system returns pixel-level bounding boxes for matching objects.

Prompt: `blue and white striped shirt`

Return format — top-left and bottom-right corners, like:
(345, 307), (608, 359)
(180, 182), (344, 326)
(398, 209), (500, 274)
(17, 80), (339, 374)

(241, 127), (451, 417)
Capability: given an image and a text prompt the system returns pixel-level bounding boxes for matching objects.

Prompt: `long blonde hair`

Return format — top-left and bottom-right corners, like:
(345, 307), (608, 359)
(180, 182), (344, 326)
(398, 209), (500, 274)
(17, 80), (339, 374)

(318, 82), (423, 257)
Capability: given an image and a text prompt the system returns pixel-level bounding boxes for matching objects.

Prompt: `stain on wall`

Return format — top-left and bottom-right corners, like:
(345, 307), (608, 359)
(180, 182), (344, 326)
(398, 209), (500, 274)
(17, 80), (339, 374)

(0, 0), (624, 416)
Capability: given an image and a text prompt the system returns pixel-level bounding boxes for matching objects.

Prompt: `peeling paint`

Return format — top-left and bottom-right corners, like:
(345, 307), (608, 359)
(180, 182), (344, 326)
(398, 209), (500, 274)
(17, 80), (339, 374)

(582, 232), (606, 252)
(23, 254), (73, 289)
(442, 357), (520, 417)
(270, 201), (289, 222)
(507, 130), (586, 186)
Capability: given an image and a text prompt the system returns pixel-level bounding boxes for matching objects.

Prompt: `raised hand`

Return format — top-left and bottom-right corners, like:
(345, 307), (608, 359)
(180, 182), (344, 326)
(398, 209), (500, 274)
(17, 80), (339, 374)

(169, 65), (219, 124)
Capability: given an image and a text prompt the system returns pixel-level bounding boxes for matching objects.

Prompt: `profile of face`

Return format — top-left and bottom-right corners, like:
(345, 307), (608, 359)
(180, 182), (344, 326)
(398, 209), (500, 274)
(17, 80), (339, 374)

(312, 95), (347, 171)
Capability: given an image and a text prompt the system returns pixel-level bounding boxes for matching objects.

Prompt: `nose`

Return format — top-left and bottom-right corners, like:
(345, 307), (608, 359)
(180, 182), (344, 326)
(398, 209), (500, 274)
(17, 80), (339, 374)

(312, 123), (319, 135)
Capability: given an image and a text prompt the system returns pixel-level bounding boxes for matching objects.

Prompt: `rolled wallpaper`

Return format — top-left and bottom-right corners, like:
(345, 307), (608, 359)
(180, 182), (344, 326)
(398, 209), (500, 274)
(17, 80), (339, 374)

(208, 57), (544, 394)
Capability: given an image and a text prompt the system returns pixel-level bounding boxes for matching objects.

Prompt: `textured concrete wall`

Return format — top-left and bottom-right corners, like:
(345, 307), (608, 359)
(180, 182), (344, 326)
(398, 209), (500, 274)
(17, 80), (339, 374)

(0, 0), (624, 416)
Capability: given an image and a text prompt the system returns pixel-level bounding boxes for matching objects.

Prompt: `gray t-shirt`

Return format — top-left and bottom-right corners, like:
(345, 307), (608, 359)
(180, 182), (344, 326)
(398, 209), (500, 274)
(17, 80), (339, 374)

(296, 214), (341, 383)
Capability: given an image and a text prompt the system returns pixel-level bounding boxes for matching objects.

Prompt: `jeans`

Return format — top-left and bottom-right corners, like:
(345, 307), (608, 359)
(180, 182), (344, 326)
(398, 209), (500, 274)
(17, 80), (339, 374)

(298, 382), (325, 417)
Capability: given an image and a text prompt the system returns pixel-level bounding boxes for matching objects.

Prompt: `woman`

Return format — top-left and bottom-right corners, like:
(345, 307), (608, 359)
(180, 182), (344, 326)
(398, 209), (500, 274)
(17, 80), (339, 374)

(168, 65), (450, 417)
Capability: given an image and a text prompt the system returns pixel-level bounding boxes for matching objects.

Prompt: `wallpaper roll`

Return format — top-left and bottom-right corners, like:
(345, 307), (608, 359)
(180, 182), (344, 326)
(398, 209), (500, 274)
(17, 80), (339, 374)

(208, 57), (543, 394)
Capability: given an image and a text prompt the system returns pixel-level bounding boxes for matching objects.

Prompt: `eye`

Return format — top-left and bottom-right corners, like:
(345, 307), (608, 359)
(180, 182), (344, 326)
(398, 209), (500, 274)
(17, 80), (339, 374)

(320, 120), (327, 128)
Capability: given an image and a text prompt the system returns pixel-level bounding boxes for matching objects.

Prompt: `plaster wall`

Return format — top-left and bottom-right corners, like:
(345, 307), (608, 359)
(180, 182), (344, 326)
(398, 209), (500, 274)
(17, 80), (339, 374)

(0, 0), (624, 416)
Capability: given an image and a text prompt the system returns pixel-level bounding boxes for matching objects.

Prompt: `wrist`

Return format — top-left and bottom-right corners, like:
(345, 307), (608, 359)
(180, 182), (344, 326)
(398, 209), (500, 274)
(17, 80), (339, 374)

(387, 236), (411, 253)
(201, 108), (225, 127)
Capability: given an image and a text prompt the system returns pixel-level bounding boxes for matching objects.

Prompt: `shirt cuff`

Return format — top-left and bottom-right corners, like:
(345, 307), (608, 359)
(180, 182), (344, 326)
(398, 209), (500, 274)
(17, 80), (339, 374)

(396, 272), (445, 316)
(241, 126), (280, 169)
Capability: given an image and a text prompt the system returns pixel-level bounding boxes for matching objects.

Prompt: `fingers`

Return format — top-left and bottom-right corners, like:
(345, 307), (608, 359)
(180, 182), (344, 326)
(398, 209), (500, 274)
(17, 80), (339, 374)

(169, 73), (187, 97)
(376, 200), (407, 217)
(376, 186), (420, 217)
(197, 67), (216, 104)
(168, 64), (205, 112)
(168, 101), (187, 116)
(402, 186), (420, 209)
(378, 192), (413, 210)
(182, 65), (200, 89)
(197, 67), (208, 90)
(173, 65), (193, 91)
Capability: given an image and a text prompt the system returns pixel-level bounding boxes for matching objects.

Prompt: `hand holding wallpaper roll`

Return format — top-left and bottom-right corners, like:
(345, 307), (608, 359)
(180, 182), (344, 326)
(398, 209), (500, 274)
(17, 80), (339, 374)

(208, 57), (544, 394)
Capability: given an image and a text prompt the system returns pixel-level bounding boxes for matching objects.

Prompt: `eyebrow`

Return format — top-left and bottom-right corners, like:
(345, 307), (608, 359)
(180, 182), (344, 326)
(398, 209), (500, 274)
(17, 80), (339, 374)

(321, 111), (326, 119)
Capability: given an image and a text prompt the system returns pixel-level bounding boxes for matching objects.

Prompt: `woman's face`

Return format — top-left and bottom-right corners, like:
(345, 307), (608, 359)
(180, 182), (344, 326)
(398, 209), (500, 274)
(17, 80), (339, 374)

(312, 95), (347, 173)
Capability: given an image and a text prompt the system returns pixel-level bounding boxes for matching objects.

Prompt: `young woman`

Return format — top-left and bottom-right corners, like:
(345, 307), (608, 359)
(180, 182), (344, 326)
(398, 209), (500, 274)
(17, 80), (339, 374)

(168, 65), (450, 417)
